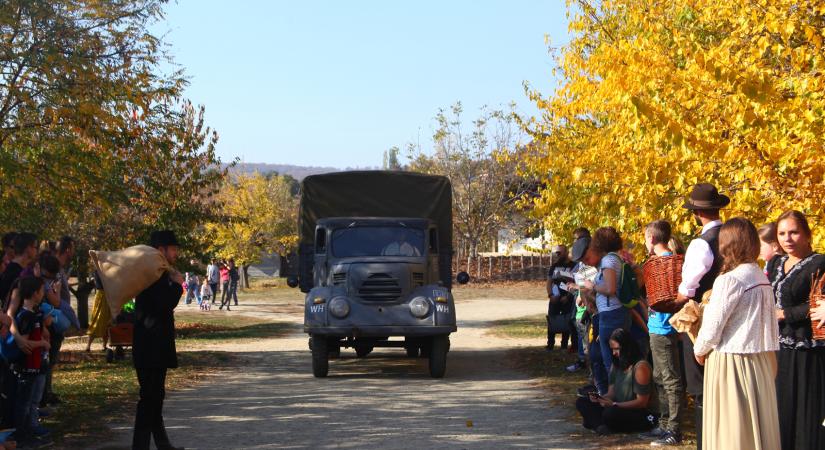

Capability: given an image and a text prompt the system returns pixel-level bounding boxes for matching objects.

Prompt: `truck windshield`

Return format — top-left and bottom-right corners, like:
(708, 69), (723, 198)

(331, 227), (425, 257)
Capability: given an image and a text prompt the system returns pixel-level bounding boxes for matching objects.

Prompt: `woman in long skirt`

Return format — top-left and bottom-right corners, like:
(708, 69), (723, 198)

(694, 218), (780, 450)
(768, 210), (825, 449)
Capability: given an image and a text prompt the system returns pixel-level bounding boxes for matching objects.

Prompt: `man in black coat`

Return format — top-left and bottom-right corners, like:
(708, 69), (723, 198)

(132, 230), (185, 450)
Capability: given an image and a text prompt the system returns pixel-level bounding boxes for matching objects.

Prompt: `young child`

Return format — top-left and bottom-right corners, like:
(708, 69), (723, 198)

(10, 276), (53, 448)
(199, 278), (212, 311)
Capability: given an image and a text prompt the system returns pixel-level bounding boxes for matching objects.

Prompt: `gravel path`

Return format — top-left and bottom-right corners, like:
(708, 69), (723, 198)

(94, 297), (587, 450)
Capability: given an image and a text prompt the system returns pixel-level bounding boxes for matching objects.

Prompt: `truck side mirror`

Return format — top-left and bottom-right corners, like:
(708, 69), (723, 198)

(287, 277), (299, 288)
(456, 271), (470, 285)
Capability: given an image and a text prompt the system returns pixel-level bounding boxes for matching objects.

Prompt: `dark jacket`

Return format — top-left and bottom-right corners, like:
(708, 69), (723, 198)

(133, 271), (183, 369)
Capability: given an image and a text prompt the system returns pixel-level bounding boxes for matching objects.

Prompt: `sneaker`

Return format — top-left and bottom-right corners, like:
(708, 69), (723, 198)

(576, 384), (598, 398)
(638, 427), (667, 439)
(651, 431), (682, 446)
(566, 361), (585, 373)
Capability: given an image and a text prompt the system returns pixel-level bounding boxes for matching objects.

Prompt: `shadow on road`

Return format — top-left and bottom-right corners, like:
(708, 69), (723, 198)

(94, 346), (584, 450)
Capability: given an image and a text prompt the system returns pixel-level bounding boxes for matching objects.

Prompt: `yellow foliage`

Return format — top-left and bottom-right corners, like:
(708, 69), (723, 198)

(203, 173), (298, 265)
(523, 0), (825, 255)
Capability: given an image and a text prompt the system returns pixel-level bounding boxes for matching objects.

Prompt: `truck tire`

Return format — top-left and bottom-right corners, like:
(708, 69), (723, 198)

(428, 335), (449, 378)
(355, 345), (373, 358)
(311, 334), (329, 377)
(329, 342), (341, 359)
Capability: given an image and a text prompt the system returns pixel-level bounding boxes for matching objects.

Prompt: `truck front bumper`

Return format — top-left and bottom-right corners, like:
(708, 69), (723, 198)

(304, 325), (456, 337)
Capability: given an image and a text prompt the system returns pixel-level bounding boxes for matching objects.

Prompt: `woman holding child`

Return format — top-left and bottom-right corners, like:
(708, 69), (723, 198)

(693, 218), (780, 450)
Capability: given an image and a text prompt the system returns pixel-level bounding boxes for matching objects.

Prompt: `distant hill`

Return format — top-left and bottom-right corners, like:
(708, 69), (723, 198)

(226, 163), (341, 181)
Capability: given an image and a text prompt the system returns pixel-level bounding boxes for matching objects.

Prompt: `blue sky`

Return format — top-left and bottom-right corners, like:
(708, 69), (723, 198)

(157, 1), (570, 168)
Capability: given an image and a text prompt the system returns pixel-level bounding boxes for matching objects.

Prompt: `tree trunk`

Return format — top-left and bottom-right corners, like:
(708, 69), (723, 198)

(73, 279), (94, 329)
(241, 265), (251, 289)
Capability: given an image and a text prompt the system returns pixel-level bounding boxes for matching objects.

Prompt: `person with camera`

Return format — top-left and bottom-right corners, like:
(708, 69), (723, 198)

(546, 245), (575, 351)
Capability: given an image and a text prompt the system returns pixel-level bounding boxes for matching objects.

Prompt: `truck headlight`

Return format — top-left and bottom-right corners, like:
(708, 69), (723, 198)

(329, 297), (350, 318)
(409, 297), (430, 318)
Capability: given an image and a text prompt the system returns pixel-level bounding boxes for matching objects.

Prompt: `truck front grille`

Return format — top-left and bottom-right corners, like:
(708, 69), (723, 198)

(412, 272), (424, 287)
(358, 273), (402, 301)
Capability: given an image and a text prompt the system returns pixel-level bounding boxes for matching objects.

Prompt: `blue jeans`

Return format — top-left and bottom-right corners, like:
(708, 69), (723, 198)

(598, 307), (630, 374)
(14, 374), (45, 437)
(589, 313), (608, 394)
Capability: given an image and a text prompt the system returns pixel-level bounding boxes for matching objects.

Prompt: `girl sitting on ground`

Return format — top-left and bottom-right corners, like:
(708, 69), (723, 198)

(575, 328), (658, 435)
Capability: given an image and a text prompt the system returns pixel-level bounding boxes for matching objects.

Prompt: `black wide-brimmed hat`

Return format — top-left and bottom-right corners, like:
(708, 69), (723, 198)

(149, 230), (180, 248)
(682, 183), (730, 210)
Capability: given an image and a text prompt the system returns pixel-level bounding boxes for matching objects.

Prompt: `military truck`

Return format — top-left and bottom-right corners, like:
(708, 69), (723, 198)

(289, 171), (467, 378)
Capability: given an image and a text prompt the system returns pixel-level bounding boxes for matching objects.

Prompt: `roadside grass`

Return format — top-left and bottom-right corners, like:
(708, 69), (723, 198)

(175, 311), (295, 345)
(487, 314), (546, 339)
(452, 281), (546, 301)
(493, 316), (696, 450)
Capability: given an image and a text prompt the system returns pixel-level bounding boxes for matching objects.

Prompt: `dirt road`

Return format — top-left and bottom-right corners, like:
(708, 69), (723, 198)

(96, 297), (587, 450)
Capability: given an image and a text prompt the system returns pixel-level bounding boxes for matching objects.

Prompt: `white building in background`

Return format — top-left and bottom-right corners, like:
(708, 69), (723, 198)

(489, 227), (553, 256)
(247, 253), (283, 278)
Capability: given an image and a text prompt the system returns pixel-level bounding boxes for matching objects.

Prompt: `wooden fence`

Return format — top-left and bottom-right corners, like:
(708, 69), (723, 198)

(452, 255), (551, 282)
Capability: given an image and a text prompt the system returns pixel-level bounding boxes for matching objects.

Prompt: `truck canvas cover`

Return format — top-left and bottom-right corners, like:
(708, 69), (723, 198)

(298, 171), (453, 289)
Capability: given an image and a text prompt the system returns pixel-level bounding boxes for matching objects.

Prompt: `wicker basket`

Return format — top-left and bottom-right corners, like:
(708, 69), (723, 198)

(643, 254), (684, 314)
(810, 271), (825, 340)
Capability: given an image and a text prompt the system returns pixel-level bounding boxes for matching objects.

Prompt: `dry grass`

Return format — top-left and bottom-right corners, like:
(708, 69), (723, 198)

(452, 281), (546, 302)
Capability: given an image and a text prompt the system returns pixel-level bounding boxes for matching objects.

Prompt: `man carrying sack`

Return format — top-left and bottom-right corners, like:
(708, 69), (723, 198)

(675, 183), (728, 450)
(132, 230), (185, 450)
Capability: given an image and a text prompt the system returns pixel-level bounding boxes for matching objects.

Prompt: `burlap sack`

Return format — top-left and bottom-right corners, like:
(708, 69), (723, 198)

(668, 290), (712, 343)
(89, 245), (168, 317)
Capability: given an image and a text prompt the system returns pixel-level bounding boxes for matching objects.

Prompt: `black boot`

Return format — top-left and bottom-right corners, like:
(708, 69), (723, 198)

(132, 428), (151, 450)
(154, 423), (185, 450)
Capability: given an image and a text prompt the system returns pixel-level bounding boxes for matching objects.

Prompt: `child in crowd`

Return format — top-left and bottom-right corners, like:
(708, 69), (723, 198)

(199, 278), (212, 311)
(10, 277), (53, 448)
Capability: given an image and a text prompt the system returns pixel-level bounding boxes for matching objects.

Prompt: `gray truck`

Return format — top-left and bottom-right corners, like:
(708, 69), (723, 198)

(288, 171), (467, 378)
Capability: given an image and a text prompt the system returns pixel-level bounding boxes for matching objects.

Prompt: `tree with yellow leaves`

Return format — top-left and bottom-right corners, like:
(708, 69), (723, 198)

(523, 0), (825, 253)
(204, 173), (298, 285)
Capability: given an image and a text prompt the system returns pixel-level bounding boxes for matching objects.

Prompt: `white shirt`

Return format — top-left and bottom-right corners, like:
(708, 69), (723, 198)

(207, 264), (220, 283)
(693, 263), (779, 356)
(678, 220), (722, 298)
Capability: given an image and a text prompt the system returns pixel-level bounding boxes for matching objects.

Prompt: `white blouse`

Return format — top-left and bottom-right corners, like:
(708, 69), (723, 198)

(693, 263), (779, 356)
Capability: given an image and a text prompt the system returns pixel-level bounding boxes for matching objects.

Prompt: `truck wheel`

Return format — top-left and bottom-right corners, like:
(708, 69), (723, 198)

(311, 334), (329, 377)
(355, 345), (373, 358)
(428, 335), (449, 378)
(329, 343), (341, 359)
(405, 346), (420, 357)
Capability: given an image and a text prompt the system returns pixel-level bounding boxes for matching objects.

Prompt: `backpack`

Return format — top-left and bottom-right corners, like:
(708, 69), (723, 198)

(609, 253), (641, 308)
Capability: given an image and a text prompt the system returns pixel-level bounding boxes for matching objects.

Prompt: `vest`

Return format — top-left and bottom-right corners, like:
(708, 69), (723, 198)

(694, 224), (722, 301)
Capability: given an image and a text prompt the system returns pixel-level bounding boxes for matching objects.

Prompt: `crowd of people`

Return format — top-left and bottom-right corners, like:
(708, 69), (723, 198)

(546, 183), (825, 449)
(0, 233), (80, 449)
(191, 258), (240, 311)
(0, 231), (239, 449)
